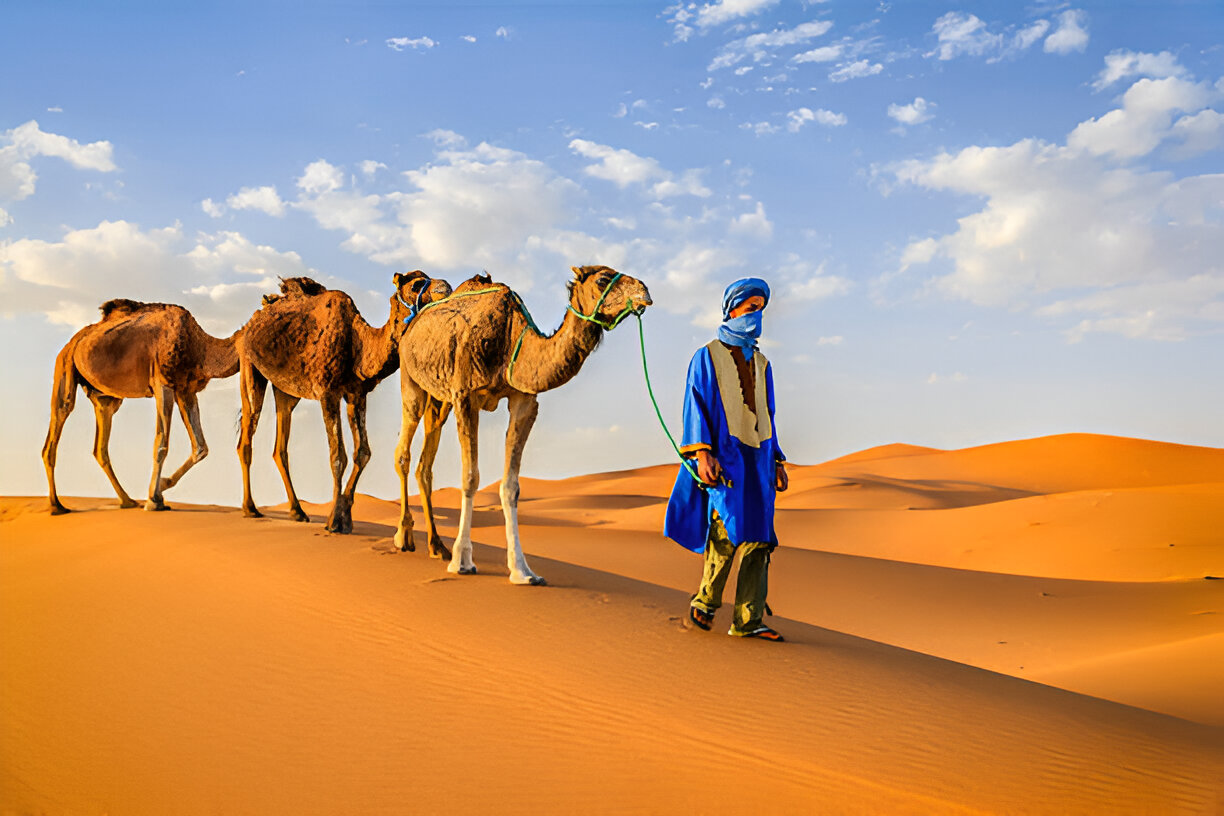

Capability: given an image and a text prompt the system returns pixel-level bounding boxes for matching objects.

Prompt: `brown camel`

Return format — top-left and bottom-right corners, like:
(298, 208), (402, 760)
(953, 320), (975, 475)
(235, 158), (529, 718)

(42, 299), (241, 514)
(237, 271), (451, 533)
(393, 265), (651, 583)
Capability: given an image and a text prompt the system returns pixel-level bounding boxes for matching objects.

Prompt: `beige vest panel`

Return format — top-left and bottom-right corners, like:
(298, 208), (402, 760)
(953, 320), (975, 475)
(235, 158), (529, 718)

(705, 340), (772, 449)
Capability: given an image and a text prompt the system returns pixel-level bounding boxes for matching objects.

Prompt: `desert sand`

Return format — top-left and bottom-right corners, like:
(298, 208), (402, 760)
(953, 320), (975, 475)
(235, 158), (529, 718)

(2, 433), (1222, 814)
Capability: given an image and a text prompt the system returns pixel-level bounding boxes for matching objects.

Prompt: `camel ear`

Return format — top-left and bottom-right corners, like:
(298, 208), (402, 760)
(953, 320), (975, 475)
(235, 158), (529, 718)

(571, 266), (584, 279)
(393, 272), (407, 288)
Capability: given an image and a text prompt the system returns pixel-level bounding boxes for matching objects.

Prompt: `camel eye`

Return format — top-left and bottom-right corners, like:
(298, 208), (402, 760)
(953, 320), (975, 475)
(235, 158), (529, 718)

(597, 274), (614, 287)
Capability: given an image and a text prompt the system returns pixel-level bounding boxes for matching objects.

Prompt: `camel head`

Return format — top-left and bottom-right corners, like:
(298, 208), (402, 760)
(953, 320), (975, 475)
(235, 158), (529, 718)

(568, 265), (652, 330)
(391, 270), (452, 328)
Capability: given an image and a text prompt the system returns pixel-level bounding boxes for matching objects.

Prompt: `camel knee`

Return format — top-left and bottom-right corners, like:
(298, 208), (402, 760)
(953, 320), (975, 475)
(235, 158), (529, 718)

(354, 444), (371, 471)
(193, 443), (209, 464)
(500, 478), (520, 505)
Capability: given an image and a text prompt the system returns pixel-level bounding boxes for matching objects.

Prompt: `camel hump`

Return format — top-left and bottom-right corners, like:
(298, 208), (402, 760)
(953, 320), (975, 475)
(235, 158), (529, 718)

(278, 276), (328, 298)
(98, 298), (181, 320)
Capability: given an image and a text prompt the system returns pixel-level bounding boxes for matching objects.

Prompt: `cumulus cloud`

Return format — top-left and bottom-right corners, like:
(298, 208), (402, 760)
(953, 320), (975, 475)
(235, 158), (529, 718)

(0, 121), (117, 219)
(792, 44), (841, 64)
(1067, 76), (1212, 159)
(359, 160), (388, 176)
(829, 60), (883, 82)
(708, 20), (834, 71)
(926, 10), (1084, 62)
(1093, 50), (1187, 90)
(0, 220), (314, 330)
(927, 12), (1003, 61)
(728, 201), (772, 240)
(889, 70), (1224, 340)
(201, 198), (225, 218)
(225, 185), (286, 217)
(667, 0), (785, 40)
(386, 36), (437, 51)
(888, 97), (935, 126)
(787, 107), (847, 132)
(569, 139), (710, 199)
(297, 159), (346, 195)
(1043, 9), (1089, 54)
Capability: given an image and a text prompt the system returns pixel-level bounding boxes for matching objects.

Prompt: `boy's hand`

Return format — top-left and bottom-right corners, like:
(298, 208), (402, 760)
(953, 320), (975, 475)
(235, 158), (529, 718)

(775, 462), (788, 492)
(694, 450), (722, 486)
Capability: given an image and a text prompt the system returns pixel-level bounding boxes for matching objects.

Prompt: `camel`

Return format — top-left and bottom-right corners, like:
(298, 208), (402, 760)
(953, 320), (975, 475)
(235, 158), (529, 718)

(237, 271), (451, 534)
(393, 265), (652, 584)
(42, 299), (241, 514)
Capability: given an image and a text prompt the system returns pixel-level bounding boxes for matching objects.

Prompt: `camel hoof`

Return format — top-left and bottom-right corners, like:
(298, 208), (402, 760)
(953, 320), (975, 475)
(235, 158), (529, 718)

(289, 508), (310, 523)
(118, 499), (139, 509)
(447, 562), (477, 575)
(243, 506), (264, 519)
(428, 542), (451, 560)
(394, 531), (415, 553)
(511, 574), (547, 586)
(144, 500), (170, 512)
(49, 504), (71, 516)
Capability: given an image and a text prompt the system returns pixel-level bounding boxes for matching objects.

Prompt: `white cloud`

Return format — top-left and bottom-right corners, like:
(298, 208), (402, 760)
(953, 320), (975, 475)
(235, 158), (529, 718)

(1067, 76), (1212, 159)
(613, 102), (628, 118)
(691, 0), (781, 33)
(1094, 50), (1187, 90)
(890, 72), (1224, 340)
(927, 372), (968, 385)
(0, 121), (117, 215)
(201, 198), (226, 218)
(707, 96), (726, 110)
(46, 106), (63, 114)
(635, 121), (660, 130)
(792, 44), (842, 64)
(568, 139), (709, 199)
(1012, 20), (1050, 52)
(359, 160), (388, 176)
(386, 36), (437, 51)
(927, 12), (1003, 61)
(1170, 108), (1224, 157)
(1044, 9), (1089, 55)
(787, 107), (847, 132)
(728, 201), (772, 240)
(817, 335), (843, 346)
(461, 35), (477, 43)
(0, 206), (11, 227)
(888, 97), (935, 126)
(829, 60), (882, 82)
(225, 185), (286, 217)
(708, 20), (834, 71)
(742, 121), (780, 136)
(297, 159), (346, 194)
(0, 220), (314, 331)
(424, 129), (467, 148)
(495, 26), (510, 39)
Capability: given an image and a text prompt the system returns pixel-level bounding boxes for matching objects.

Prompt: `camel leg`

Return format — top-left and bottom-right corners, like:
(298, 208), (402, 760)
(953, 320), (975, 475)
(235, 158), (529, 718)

(417, 398), (453, 559)
(88, 392), (139, 509)
(447, 398), (479, 575)
(145, 384), (174, 511)
(502, 393), (545, 586)
(239, 361), (268, 518)
(42, 359), (79, 515)
(393, 379), (427, 553)
(160, 391), (207, 493)
(321, 394), (350, 534)
(271, 386), (308, 523)
(338, 393), (370, 533)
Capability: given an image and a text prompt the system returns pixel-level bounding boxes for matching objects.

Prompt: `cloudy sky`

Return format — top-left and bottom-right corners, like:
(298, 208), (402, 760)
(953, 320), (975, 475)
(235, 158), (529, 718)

(3, 0), (1222, 506)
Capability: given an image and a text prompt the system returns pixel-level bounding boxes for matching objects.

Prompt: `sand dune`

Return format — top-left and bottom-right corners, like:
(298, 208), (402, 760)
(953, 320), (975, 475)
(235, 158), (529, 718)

(3, 433), (1223, 813)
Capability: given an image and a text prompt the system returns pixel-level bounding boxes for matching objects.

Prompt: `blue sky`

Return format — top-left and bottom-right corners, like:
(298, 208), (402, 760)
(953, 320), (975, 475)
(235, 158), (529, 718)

(2, 0), (1222, 505)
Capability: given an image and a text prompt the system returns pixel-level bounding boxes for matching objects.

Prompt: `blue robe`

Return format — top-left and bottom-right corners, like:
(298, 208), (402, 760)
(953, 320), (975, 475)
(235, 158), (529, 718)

(664, 342), (784, 553)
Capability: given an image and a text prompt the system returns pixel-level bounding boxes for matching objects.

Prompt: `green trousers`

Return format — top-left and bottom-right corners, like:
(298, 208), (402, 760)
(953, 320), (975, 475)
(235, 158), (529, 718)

(690, 514), (771, 635)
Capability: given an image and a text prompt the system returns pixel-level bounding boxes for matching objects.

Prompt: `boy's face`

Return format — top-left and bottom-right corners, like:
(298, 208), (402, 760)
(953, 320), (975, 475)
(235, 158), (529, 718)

(729, 295), (766, 318)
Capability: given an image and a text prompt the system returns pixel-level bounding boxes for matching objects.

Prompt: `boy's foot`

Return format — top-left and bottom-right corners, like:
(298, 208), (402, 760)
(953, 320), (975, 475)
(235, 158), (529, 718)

(731, 625), (785, 642)
(688, 606), (713, 631)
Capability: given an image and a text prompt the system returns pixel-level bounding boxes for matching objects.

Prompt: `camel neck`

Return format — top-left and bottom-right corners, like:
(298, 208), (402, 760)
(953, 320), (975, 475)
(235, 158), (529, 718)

(510, 302), (603, 394)
(203, 328), (241, 380)
(353, 312), (401, 381)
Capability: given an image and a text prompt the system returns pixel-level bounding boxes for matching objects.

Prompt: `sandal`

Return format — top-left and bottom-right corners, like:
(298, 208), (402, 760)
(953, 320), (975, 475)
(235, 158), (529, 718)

(735, 625), (784, 642)
(688, 606), (713, 631)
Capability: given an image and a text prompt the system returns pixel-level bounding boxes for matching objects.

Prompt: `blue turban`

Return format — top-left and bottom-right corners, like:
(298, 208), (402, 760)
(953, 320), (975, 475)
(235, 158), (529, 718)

(721, 277), (770, 320)
(718, 277), (770, 359)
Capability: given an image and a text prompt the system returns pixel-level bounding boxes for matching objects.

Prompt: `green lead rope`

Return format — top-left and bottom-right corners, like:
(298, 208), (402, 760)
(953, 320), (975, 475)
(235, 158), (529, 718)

(633, 313), (706, 488)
